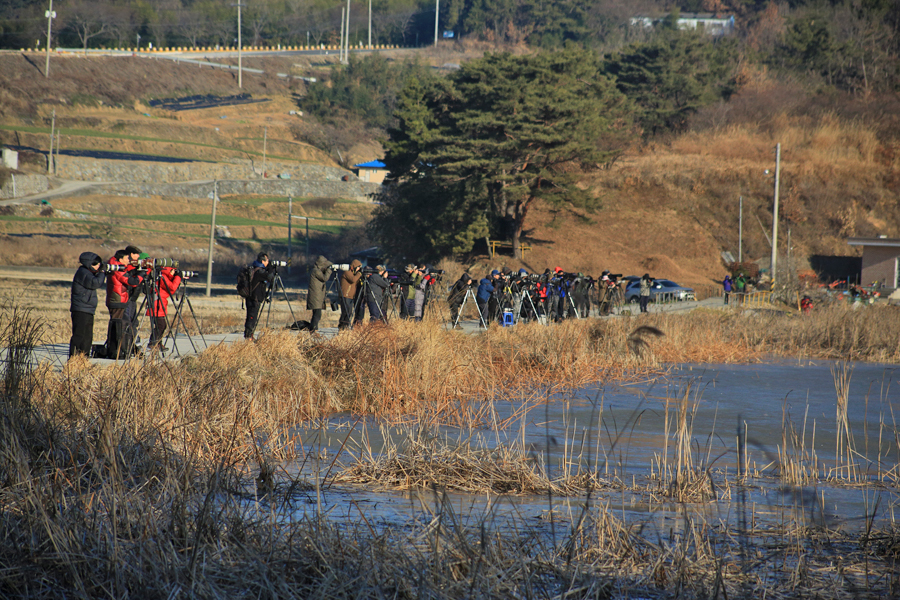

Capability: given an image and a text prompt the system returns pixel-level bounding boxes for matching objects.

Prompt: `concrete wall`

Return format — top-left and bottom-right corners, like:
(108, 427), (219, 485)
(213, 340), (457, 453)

(55, 155), (355, 184)
(861, 245), (900, 288)
(0, 173), (50, 199)
(81, 178), (381, 203)
(50, 155), (382, 202)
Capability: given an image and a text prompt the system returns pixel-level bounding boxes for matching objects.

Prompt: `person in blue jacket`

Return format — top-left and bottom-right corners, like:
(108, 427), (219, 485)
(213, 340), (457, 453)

(476, 271), (498, 324)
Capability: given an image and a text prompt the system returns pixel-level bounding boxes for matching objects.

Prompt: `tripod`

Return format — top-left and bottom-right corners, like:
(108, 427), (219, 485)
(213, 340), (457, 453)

(263, 267), (298, 330)
(164, 277), (208, 356)
(450, 287), (487, 329)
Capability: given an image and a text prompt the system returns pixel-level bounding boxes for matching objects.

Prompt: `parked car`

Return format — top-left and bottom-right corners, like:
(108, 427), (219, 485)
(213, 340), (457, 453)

(625, 279), (696, 303)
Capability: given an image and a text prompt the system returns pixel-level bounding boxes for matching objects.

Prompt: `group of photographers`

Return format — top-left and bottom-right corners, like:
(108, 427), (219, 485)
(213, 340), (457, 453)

(70, 247), (636, 359)
(448, 266), (627, 326)
(70, 245), (195, 360)
(310, 260), (631, 330)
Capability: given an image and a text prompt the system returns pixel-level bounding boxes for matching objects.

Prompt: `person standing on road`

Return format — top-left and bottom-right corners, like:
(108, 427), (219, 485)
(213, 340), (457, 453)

(339, 259), (363, 330)
(307, 255), (333, 333)
(723, 275), (733, 305)
(639, 273), (653, 314)
(365, 265), (390, 323)
(146, 266), (182, 354)
(244, 253), (275, 339)
(735, 273), (746, 304)
(69, 252), (107, 359)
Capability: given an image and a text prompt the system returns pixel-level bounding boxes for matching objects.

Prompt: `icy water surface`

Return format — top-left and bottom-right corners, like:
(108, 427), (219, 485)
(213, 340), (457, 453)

(284, 360), (899, 534)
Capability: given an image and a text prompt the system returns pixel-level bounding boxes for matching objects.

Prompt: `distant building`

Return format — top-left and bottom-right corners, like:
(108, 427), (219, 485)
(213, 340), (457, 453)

(352, 160), (387, 184)
(847, 236), (900, 289)
(630, 13), (736, 37)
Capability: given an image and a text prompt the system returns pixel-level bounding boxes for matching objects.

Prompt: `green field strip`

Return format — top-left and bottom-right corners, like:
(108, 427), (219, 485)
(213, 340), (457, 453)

(1, 214), (357, 234)
(0, 217), (343, 243)
(0, 124), (314, 164)
(219, 196), (358, 207)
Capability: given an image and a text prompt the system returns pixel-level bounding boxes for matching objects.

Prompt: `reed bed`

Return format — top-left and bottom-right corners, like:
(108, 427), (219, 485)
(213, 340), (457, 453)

(3, 305), (900, 597)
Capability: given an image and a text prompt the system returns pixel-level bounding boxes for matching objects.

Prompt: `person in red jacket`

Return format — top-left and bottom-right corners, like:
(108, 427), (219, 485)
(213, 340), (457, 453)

(146, 266), (182, 353)
(105, 248), (144, 355)
(105, 249), (143, 320)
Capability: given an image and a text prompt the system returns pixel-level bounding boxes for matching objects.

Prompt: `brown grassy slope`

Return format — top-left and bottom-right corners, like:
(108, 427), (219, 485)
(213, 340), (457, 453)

(3, 55), (900, 286)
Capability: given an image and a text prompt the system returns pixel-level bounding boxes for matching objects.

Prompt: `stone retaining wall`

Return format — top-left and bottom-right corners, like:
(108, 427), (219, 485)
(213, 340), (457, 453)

(55, 155), (355, 184)
(91, 178), (382, 202)
(0, 173), (49, 199)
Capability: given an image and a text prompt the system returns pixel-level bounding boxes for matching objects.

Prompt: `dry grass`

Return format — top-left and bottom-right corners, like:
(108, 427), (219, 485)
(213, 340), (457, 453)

(3, 304), (900, 598)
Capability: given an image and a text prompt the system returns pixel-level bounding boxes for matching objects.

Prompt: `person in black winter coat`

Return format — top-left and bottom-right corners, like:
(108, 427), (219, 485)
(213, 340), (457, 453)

(244, 253), (276, 339)
(69, 251), (107, 358)
(364, 265), (390, 322)
(448, 273), (473, 327)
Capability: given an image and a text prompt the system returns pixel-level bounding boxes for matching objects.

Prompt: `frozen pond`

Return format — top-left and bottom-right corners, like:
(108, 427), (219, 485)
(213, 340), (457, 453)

(281, 360), (899, 535)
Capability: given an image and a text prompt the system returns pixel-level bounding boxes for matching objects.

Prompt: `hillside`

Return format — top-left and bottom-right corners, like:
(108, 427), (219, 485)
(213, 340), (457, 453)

(2, 53), (899, 290)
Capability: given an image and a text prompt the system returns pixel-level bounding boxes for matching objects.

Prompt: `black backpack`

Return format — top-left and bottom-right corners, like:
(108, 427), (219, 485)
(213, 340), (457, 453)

(236, 265), (255, 299)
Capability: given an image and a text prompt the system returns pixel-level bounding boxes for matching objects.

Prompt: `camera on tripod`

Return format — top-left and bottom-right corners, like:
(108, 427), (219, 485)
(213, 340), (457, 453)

(270, 260), (288, 268)
(137, 257), (179, 270)
(101, 263), (126, 273)
(177, 270), (200, 279)
(329, 263), (352, 272)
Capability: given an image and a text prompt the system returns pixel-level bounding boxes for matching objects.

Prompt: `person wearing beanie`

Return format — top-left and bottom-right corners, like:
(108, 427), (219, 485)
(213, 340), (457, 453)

(364, 264), (391, 323)
(146, 266), (182, 354)
(307, 255), (333, 333)
(244, 252), (276, 338)
(448, 271), (474, 327)
(69, 252), (107, 359)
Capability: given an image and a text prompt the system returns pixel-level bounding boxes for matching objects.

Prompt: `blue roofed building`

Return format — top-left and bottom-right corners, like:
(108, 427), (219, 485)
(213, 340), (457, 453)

(352, 160), (388, 184)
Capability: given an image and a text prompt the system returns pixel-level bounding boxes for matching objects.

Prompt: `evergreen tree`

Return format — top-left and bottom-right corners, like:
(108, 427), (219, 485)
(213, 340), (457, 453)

(603, 29), (737, 136)
(372, 48), (632, 260)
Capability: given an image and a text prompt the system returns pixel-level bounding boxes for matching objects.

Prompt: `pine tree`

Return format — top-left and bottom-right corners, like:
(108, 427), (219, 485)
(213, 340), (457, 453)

(372, 48), (632, 260)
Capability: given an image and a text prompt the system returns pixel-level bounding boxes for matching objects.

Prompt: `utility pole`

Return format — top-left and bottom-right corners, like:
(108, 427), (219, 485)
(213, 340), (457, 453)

(345, 0), (351, 62)
(44, 0), (56, 78)
(339, 7), (345, 63)
(206, 181), (218, 297)
(434, 0), (439, 46)
(262, 125), (267, 176)
(48, 110), (56, 174)
(738, 195), (743, 263)
(287, 197), (292, 275)
(232, 2), (245, 88)
(770, 143), (782, 286)
(368, 0), (372, 47)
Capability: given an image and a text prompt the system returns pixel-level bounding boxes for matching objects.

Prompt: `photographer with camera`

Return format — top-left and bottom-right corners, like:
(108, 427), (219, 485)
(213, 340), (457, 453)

(244, 253), (276, 339)
(447, 272), (473, 327)
(69, 252), (109, 359)
(339, 259), (363, 330)
(639, 273), (654, 314)
(364, 265), (391, 323)
(476, 271), (498, 324)
(307, 255), (333, 333)
(104, 248), (144, 357)
(146, 266), (183, 354)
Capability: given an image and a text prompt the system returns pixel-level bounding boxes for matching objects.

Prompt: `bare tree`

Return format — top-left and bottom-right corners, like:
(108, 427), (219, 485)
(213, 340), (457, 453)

(65, 0), (113, 54)
(178, 9), (211, 48)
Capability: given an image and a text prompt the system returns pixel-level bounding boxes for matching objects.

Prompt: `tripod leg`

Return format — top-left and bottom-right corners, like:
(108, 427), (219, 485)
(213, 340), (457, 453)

(274, 273), (298, 325)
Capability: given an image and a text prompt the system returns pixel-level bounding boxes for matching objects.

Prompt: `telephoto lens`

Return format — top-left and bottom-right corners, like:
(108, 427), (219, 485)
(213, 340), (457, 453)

(153, 258), (179, 268)
(270, 260), (288, 268)
(179, 270), (199, 278)
(102, 263), (125, 273)
(331, 263), (351, 271)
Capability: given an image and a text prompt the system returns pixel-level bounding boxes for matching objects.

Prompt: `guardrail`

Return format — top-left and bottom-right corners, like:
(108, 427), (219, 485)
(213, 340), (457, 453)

(9, 44), (405, 55)
(736, 291), (773, 307)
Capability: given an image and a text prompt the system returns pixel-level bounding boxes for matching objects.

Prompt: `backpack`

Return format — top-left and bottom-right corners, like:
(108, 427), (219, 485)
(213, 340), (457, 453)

(236, 265), (255, 299)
